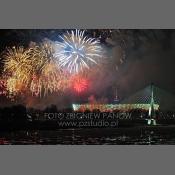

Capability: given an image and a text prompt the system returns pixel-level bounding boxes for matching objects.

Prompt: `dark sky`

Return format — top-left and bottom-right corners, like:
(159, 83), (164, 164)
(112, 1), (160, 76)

(114, 30), (175, 98)
(0, 29), (175, 108)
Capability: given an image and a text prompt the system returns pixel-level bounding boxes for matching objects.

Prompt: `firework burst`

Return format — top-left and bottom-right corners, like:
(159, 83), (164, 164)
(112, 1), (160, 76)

(30, 40), (56, 72)
(29, 41), (69, 97)
(30, 62), (68, 97)
(3, 46), (34, 86)
(55, 29), (103, 74)
(70, 75), (88, 93)
(2, 41), (69, 98)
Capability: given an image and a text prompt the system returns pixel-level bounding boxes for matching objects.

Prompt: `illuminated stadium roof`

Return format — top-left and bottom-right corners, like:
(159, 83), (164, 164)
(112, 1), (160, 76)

(72, 103), (159, 112)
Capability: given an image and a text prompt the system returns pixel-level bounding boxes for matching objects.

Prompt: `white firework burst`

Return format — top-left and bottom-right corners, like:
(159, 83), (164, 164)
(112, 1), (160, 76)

(54, 29), (102, 74)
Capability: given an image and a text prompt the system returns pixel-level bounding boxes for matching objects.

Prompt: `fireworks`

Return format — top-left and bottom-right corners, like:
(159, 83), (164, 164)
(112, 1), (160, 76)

(2, 42), (69, 98)
(3, 46), (34, 85)
(0, 75), (19, 100)
(30, 62), (68, 97)
(71, 75), (88, 93)
(30, 40), (56, 72)
(55, 29), (103, 74)
(0, 30), (106, 100)
(29, 41), (70, 97)
(0, 78), (7, 95)
(2, 46), (35, 99)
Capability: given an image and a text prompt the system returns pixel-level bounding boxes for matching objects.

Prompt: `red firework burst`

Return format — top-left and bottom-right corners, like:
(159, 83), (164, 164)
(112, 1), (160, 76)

(72, 76), (88, 93)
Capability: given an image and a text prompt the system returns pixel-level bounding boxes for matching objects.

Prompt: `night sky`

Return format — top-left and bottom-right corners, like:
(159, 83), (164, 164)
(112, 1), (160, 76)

(0, 29), (175, 109)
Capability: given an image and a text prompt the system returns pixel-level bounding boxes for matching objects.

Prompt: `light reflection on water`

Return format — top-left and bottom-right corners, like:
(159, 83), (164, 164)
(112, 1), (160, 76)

(0, 127), (175, 145)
